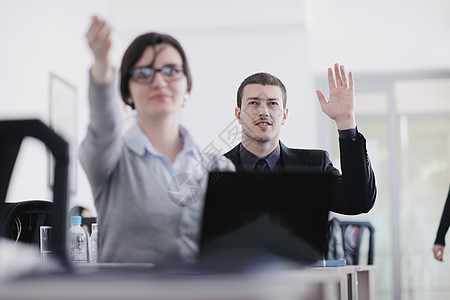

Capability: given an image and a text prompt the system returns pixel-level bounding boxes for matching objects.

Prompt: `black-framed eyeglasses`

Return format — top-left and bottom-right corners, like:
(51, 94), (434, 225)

(129, 64), (185, 84)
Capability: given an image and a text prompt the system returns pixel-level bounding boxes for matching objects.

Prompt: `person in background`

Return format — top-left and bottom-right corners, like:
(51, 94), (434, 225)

(79, 16), (233, 264)
(69, 205), (93, 234)
(433, 185), (450, 261)
(224, 68), (376, 215)
(69, 206), (91, 219)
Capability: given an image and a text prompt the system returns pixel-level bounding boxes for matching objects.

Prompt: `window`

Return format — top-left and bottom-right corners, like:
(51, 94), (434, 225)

(317, 72), (450, 300)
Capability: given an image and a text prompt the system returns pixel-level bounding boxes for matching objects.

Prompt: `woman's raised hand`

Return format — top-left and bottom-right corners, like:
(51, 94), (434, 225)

(86, 16), (114, 84)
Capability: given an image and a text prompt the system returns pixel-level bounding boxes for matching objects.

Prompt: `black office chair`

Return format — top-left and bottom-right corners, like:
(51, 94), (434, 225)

(0, 119), (69, 268)
(326, 217), (375, 265)
(3, 200), (53, 245)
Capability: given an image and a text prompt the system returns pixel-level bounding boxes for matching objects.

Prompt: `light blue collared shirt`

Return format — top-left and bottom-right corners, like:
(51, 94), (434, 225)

(123, 123), (205, 188)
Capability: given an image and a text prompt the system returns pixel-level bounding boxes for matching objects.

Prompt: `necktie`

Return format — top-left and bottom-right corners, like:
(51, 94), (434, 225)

(254, 159), (270, 172)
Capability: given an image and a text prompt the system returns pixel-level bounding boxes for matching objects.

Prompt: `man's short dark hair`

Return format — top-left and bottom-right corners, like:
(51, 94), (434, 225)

(236, 72), (287, 108)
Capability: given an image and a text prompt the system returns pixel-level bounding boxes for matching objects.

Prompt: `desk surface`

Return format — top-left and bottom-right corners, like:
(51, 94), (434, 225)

(0, 263), (376, 300)
(0, 264), (344, 300)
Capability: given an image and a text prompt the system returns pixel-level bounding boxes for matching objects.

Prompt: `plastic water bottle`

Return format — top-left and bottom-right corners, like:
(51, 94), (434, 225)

(90, 223), (98, 263)
(68, 216), (88, 263)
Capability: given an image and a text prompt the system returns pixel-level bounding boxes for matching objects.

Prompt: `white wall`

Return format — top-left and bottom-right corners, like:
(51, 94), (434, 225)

(0, 0), (109, 213)
(306, 0), (450, 74)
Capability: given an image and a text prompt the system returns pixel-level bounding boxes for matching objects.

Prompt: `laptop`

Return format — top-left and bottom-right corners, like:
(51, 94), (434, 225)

(199, 171), (335, 266)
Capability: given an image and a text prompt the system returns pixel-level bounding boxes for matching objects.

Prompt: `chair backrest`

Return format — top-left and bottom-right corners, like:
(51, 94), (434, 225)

(0, 119), (69, 268)
(3, 200), (53, 245)
(326, 218), (375, 265)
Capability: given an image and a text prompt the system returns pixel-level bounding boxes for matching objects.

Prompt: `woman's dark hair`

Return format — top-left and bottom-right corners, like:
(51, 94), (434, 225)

(119, 32), (192, 109)
(236, 72), (287, 109)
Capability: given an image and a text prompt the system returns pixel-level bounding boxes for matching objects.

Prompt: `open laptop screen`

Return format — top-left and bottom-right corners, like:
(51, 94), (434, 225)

(199, 171), (334, 265)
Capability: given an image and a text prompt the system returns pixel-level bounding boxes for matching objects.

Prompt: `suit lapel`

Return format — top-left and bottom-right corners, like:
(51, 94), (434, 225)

(224, 143), (246, 172)
(279, 141), (307, 168)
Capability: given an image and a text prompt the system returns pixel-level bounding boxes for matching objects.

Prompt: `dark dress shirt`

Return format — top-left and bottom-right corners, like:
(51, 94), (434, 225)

(240, 144), (280, 172)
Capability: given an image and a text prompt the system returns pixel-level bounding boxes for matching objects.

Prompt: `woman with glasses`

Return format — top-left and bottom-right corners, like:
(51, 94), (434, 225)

(80, 16), (233, 264)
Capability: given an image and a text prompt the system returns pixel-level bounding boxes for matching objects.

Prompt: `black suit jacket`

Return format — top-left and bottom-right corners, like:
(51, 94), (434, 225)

(224, 134), (376, 215)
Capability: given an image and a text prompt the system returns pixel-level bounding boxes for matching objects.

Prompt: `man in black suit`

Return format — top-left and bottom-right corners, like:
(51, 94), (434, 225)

(224, 64), (376, 215)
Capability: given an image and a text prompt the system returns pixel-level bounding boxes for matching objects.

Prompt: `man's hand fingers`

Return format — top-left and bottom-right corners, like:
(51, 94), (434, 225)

(340, 65), (348, 87)
(327, 67), (335, 90)
(334, 63), (342, 86)
(349, 71), (354, 91)
(316, 90), (327, 106)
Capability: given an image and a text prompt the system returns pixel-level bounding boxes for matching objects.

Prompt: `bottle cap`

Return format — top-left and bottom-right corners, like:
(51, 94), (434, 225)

(70, 216), (82, 224)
